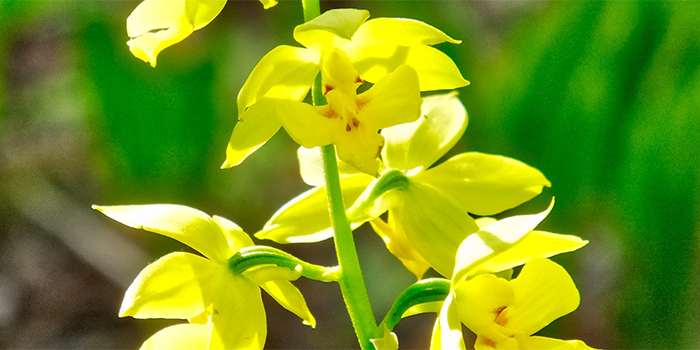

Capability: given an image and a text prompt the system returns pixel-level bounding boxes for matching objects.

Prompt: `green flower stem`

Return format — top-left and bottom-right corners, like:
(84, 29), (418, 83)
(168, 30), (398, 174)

(322, 144), (377, 350)
(377, 278), (451, 334)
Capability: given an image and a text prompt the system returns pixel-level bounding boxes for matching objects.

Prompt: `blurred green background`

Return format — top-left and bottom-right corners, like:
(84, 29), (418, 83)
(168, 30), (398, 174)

(0, 1), (698, 349)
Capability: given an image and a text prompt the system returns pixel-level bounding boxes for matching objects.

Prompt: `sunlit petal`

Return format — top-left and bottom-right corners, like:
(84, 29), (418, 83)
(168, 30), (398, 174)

(276, 101), (337, 149)
(209, 275), (266, 350)
(502, 258), (580, 335)
(184, 0), (226, 30)
(454, 274), (513, 334)
(370, 212), (430, 279)
(520, 336), (597, 350)
(140, 322), (213, 350)
(94, 204), (232, 263)
(256, 174), (373, 243)
(293, 8), (370, 50)
(347, 44), (469, 91)
(351, 17), (461, 47)
(414, 152), (551, 216)
(382, 92), (467, 173)
(211, 215), (254, 254)
(120, 252), (225, 320)
(236, 45), (320, 115)
(358, 65), (422, 130)
(260, 279), (316, 328)
(222, 98), (282, 168)
(430, 293), (466, 350)
(297, 146), (362, 187)
(393, 181), (480, 277)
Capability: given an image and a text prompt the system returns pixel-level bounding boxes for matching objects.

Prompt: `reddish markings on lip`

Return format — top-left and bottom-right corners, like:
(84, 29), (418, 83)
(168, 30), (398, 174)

(494, 306), (508, 326)
(355, 76), (364, 84)
(481, 337), (497, 348)
(323, 84), (334, 94)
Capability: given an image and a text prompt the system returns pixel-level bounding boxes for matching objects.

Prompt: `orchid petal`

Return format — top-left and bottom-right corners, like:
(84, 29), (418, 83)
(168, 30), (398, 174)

(472, 231), (588, 275)
(347, 44), (468, 91)
(209, 275), (266, 350)
(222, 98), (282, 169)
(256, 174), (373, 243)
(258, 0), (278, 9)
(211, 215), (254, 254)
(140, 322), (213, 350)
(430, 293), (466, 350)
(94, 204), (232, 263)
(358, 65), (422, 130)
(520, 336), (596, 350)
(275, 101), (337, 149)
(297, 146), (362, 187)
(236, 45), (320, 115)
(414, 152), (551, 216)
(382, 92), (467, 173)
(393, 181), (479, 277)
(293, 9), (369, 50)
(120, 252), (225, 320)
(502, 258), (580, 336)
(453, 200), (554, 281)
(370, 213), (430, 279)
(260, 279), (316, 328)
(351, 17), (461, 47)
(184, 0), (226, 30)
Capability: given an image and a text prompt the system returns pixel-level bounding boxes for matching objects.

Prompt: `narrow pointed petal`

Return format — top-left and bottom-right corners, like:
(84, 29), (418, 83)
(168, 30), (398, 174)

(209, 275), (266, 350)
(293, 9), (370, 49)
(453, 200), (554, 281)
(237, 45), (320, 115)
(222, 98), (282, 168)
(358, 65), (422, 130)
(347, 44), (468, 91)
(430, 294), (466, 350)
(394, 181), (480, 277)
(382, 92), (467, 173)
(473, 231), (588, 275)
(370, 214), (430, 279)
(93, 204), (232, 263)
(520, 336), (597, 350)
(120, 252), (225, 320)
(502, 258), (580, 335)
(126, 0), (190, 67)
(351, 17), (461, 47)
(414, 152), (551, 216)
(184, 0), (226, 30)
(260, 280), (316, 328)
(140, 322), (213, 350)
(256, 174), (373, 243)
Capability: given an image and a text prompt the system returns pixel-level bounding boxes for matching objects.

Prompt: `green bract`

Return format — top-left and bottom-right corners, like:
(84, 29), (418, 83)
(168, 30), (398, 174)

(93, 204), (314, 350)
(223, 8), (468, 170)
(256, 93), (553, 278)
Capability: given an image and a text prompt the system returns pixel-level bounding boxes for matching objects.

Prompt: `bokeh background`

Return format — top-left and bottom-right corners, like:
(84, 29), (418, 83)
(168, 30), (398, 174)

(1, 0), (698, 349)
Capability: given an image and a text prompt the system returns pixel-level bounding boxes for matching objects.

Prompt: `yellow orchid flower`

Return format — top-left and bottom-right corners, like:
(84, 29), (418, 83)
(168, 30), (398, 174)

(93, 204), (314, 350)
(223, 8), (468, 169)
(433, 259), (595, 350)
(126, 0), (277, 67)
(255, 93), (556, 278)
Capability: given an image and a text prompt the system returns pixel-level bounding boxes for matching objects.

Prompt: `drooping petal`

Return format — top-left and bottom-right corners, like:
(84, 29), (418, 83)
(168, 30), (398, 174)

(222, 98), (283, 168)
(370, 213), (430, 279)
(472, 231), (588, 275)
(120, 252), (226, 320)
(453, 200), (554, 281)
(358, 65), (422, 130)
(382, 92), (467, 173)
(256, 174), (373, 243)
(430, 293), (466, 350)
(346, 44), (468, 91)
(140, 322), (213, 350)
(519, 336), (597, 350)
(211, 215), (254, 254)
(351, 17), (461, 47)
(413, 152), (551, 216)
(260, 279), (316, 328)
(93, 204), (232, 263)
(293, 9), (370, 50)
(209, 275), (266, 350)
(184, 0), (227, 30)
(236, 45), (320, 115)
(502, 258), (580, 336)
(332, 127), (385, 176)
(393, 181), (480, 277)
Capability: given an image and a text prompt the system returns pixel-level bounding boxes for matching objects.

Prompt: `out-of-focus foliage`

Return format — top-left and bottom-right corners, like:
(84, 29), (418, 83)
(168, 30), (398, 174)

(0, 1), (698, 349)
